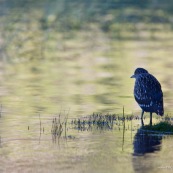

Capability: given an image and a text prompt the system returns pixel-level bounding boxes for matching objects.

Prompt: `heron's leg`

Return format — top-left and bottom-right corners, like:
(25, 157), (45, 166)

(150, 112), (152, 126)
(141, 110), (144, 126)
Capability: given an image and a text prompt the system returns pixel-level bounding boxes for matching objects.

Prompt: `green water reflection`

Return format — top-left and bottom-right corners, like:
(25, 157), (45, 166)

(0, 0), (173, 172)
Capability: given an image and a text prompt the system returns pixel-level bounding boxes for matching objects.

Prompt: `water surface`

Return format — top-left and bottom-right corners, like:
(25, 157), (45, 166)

(0, 1), (173, 172)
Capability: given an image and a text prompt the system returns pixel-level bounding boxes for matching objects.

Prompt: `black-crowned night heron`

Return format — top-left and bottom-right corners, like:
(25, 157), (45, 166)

(131, 68), (164, 126)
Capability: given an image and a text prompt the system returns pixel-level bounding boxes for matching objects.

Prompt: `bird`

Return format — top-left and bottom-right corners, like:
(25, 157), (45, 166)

(131, 68), (164, 126)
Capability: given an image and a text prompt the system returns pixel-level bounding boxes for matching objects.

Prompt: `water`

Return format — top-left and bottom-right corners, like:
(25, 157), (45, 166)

(0, 0), (173, 172)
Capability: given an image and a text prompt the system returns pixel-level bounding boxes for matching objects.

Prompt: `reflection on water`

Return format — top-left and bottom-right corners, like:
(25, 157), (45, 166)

(133, 128), (162, 173)
(133, 128), (162, 156)
(132, 128), (173, 173)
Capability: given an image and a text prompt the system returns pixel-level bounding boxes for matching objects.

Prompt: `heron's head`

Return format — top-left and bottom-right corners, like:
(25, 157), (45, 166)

(131, 68), (148, 78)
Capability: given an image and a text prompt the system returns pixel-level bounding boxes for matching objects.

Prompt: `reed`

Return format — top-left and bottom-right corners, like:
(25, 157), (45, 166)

(51, 110), (69, 141)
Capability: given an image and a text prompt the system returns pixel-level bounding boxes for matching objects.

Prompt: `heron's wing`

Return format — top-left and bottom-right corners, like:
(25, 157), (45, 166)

(134, 74), (163, 106)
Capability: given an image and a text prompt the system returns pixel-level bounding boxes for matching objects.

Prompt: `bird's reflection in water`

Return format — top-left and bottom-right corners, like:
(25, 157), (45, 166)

(133, 128), (162, 156)
(132, 127), (162, 173)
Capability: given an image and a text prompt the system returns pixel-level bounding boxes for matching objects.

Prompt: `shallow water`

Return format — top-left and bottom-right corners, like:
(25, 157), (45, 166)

(0, 116), (173, 173)
(0, 0), (173, 172)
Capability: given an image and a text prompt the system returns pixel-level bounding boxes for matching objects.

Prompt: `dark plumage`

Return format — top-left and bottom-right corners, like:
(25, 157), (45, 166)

(131, 68), (164, 126)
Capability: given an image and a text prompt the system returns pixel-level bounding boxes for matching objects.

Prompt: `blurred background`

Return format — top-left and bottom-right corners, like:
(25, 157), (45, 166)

(0, 0), (173, 117)
(1, 1), (173, 173)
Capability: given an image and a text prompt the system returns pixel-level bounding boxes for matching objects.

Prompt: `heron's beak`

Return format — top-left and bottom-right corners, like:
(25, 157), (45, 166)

(130, 74), (135, 78)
